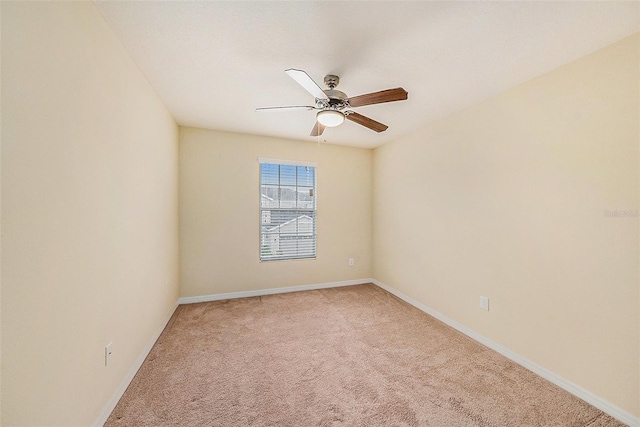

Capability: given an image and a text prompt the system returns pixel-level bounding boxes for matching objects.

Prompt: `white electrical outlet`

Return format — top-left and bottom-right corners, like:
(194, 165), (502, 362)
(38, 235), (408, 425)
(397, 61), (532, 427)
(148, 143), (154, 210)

(480, 296), (490, 311)
(348, 258), (354, 266)
(105, 342), (113, 366)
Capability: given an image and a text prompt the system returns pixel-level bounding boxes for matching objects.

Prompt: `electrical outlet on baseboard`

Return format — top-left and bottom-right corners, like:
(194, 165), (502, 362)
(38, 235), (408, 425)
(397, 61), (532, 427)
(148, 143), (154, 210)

(480, 296), (489, 311)
(105, 342), (113, 366)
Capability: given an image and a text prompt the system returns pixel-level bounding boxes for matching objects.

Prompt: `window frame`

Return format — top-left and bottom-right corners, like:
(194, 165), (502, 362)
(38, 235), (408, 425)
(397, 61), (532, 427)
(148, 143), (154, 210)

(258, 158), (318, 262)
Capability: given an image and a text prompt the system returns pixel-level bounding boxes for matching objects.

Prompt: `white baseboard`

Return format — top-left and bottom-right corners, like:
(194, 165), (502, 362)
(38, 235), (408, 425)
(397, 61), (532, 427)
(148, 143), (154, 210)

(371, 279), (639, 427)
(92, 300), (179, 427)
(178, 278), (371, 304)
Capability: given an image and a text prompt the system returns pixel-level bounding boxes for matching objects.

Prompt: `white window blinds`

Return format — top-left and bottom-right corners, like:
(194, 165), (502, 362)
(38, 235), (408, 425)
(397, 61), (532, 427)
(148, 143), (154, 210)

(259, 159), (317, 261)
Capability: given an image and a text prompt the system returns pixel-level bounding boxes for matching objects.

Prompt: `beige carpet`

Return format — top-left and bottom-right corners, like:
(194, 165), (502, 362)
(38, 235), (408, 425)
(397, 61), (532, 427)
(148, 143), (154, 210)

(105, 284), (625, 426)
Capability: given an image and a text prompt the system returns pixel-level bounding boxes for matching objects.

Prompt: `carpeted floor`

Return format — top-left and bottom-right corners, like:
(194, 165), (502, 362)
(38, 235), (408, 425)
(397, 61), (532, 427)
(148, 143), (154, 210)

(105, 284), (625, 426)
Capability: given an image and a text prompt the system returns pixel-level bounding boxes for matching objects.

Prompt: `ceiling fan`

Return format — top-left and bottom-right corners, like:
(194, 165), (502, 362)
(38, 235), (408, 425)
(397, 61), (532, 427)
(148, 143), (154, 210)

(256, 69), (408, 137)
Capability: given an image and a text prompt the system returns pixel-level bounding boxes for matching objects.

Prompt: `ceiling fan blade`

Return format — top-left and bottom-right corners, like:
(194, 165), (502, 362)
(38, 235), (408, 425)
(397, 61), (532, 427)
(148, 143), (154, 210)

(285, 69), (329, 101)
(348, 88), (408, 108)
(256, 105), (315, 112)
(346, 111), (388, 133)
(310, 121), (325, 137)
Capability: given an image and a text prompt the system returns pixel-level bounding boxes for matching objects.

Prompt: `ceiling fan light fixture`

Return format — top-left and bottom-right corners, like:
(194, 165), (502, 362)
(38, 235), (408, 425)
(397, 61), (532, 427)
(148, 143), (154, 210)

(316, 110), (344, 127)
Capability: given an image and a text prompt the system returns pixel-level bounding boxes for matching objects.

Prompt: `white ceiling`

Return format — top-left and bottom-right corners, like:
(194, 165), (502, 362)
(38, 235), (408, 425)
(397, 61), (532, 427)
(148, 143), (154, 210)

(94, 1), (639, 149)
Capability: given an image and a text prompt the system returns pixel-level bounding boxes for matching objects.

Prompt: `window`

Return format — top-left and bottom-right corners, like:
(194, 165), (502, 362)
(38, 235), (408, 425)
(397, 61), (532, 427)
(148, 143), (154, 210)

(259, 158), (317, 261)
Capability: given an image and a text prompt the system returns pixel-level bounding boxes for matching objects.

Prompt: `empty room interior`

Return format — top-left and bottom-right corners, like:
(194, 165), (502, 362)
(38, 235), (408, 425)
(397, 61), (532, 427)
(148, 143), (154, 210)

(1, 1), (639, 426)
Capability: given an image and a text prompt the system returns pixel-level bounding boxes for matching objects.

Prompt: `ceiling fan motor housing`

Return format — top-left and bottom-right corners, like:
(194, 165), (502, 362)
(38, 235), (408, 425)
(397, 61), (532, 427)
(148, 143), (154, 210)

(321, 75), (349, 109)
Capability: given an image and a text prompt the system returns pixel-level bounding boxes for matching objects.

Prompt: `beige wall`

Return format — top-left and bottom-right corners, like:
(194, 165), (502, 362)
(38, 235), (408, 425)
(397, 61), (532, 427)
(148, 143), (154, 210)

(1, 2), (179, 426)
(179, 128), (372, 297)
(1, 3), (3, 423)
(373, 33), (640, 416)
